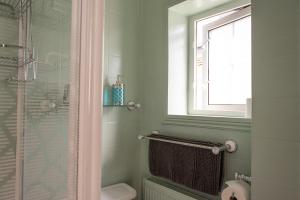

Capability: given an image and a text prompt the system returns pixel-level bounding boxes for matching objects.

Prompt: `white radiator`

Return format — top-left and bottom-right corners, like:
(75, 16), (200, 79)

(143, 179), (209, 200)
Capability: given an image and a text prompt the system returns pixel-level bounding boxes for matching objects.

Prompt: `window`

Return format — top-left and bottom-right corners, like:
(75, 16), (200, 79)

(189, 6), (251, 117)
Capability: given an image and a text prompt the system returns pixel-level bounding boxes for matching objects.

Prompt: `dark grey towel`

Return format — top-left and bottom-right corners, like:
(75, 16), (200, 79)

(149, 134), (224, 195)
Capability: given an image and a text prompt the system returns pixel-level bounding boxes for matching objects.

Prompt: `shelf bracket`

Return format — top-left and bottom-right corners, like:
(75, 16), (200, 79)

(126, 100), (141, 111)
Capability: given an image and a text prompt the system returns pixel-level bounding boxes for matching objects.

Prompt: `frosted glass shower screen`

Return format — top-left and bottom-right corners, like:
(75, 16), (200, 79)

(20, 0), (79, 200)
(0, 0), (79, 200)
(0, 9), (19, 200)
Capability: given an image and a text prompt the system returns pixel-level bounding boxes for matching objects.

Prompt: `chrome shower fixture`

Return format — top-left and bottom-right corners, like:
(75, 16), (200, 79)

(0, 0), (32, 18)
(0, 43), (25, 49)
(1, 43), (38, 82)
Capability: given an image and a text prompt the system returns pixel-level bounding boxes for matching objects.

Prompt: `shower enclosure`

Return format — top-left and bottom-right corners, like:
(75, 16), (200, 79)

(0, 0), (79, 199)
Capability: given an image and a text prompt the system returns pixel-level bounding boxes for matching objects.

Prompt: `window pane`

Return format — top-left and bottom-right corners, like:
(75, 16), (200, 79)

(194, 12), (236, 109)
(208, 16), (251, 105)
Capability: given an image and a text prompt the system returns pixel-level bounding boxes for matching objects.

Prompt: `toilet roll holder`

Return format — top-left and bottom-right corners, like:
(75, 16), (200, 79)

(235, 172), (251, 183)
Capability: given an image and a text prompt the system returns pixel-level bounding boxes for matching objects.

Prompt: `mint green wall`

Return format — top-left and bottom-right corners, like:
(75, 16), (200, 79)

(102, 0), (141, 188)
(251, 0), (300, 199)
(138, 0), (251, 199)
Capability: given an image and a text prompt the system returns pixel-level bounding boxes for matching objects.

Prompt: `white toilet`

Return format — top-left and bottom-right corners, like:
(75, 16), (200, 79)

(101, 183), (137, 200)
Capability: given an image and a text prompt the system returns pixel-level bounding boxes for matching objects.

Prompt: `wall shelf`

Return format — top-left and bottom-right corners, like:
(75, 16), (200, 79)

(103, 100), (141, 111)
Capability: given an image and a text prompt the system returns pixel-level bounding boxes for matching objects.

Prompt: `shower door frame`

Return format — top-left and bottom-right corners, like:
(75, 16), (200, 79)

(70, 0), (103, 200)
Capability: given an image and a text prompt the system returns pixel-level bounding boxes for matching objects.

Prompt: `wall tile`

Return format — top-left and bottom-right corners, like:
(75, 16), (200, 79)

(102, 0), (140, 190)
(252, 138), (298, 189)
(252, 97), (299, 142)
(252, 179), (298, 200)
(252, 0), (300, 198)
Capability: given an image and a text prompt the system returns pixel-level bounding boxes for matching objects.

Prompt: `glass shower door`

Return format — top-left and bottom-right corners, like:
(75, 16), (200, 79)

(0, 3), (19, 199)
(0, 0), (79, 200)
(20, 0), (78, 200)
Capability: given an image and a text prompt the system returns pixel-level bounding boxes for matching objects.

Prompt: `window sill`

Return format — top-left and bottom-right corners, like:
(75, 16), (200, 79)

(162, 114), (251, 132)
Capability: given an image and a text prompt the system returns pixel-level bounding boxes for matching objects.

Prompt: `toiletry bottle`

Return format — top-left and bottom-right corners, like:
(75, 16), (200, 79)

(112, 75), (125, 105)
(103, 78), (111, 106)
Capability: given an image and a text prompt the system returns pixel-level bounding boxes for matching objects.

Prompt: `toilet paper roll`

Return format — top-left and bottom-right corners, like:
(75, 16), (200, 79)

(221, 180), (250, 200)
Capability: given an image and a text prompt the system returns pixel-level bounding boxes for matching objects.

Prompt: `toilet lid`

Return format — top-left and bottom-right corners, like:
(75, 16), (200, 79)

(101, 183), (136, 200)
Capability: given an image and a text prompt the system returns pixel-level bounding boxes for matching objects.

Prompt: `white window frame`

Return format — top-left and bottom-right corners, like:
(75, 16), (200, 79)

(188, 6), (251, 117)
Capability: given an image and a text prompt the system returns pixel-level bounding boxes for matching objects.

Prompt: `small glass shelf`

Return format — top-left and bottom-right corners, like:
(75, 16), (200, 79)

(103, 105), (126, 107)
(103, 100), (140, 111)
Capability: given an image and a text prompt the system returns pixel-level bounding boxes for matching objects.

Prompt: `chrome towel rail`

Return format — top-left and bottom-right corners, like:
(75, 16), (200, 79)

(138, 131), (237, 155)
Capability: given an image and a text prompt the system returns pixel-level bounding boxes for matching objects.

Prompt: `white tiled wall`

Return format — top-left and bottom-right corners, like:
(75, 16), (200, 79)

(252, 0), (300, 199)
(102, 0), (141, 188)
